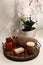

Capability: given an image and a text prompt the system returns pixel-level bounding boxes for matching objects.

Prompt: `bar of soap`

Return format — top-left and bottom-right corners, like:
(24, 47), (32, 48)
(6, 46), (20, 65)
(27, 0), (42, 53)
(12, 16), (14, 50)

(14, 47), (24, 54)
(26, 42), (35, 46)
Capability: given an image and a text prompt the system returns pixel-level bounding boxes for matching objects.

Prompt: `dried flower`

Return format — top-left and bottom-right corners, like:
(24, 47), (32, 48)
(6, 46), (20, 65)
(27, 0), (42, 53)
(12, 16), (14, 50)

(17, 0), (32, 18)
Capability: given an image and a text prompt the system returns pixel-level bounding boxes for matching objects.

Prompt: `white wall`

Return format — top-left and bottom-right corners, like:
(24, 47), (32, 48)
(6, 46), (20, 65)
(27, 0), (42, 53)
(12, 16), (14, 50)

(37, 12), (43, 29)
(0, 0), (20, 35)
(0, 0), (43, 36)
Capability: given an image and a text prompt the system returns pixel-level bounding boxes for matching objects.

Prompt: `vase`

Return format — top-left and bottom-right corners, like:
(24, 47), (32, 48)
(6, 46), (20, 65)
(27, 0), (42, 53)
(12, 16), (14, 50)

(21, 29), (36, 38)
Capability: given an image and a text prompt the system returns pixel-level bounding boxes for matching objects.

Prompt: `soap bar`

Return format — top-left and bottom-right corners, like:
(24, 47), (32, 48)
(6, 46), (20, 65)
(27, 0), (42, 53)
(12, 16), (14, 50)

(14, 47), (24, 54)
(26, 42), (35, 46)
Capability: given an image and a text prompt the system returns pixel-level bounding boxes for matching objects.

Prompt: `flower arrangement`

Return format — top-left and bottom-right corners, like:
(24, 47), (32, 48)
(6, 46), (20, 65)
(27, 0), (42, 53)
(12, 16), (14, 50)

(17, 0), (40, 31)
(20, 17), (36, 31)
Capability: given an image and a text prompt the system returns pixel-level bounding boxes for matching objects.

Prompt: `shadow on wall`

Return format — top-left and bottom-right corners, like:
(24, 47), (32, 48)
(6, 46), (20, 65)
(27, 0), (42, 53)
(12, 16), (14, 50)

(0, 0), (20, 35)
(11, 0), (20, 36)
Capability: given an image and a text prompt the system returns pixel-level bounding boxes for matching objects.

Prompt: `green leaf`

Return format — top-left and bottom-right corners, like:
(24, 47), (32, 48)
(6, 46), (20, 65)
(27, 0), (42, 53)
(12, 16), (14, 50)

(20, 17), (26, 22)
(23, 20), (34, 27)
(30, 19), (35, 26)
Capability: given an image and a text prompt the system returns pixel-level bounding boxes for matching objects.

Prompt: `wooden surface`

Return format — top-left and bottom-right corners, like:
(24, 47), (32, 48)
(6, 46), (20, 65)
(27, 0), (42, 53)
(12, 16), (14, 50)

(3, 47), (39, 61)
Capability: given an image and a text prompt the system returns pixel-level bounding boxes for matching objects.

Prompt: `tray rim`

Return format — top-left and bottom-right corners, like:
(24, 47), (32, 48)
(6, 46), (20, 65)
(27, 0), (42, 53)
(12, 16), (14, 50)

(2, 40), (41, 61)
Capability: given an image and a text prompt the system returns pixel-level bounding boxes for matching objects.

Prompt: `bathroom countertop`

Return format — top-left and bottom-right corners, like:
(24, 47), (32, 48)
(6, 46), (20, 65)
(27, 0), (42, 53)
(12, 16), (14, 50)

(0, 29), (43, 65)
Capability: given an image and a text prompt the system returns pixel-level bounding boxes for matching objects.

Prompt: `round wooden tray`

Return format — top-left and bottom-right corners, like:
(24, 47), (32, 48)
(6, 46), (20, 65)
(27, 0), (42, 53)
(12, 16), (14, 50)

(2, 35), (41, 61)
(2, 46), (39, 61)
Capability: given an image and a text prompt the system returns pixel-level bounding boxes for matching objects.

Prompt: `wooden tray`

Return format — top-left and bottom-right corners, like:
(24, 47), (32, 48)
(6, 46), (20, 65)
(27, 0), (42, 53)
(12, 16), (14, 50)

(2, 35), (41, 61)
